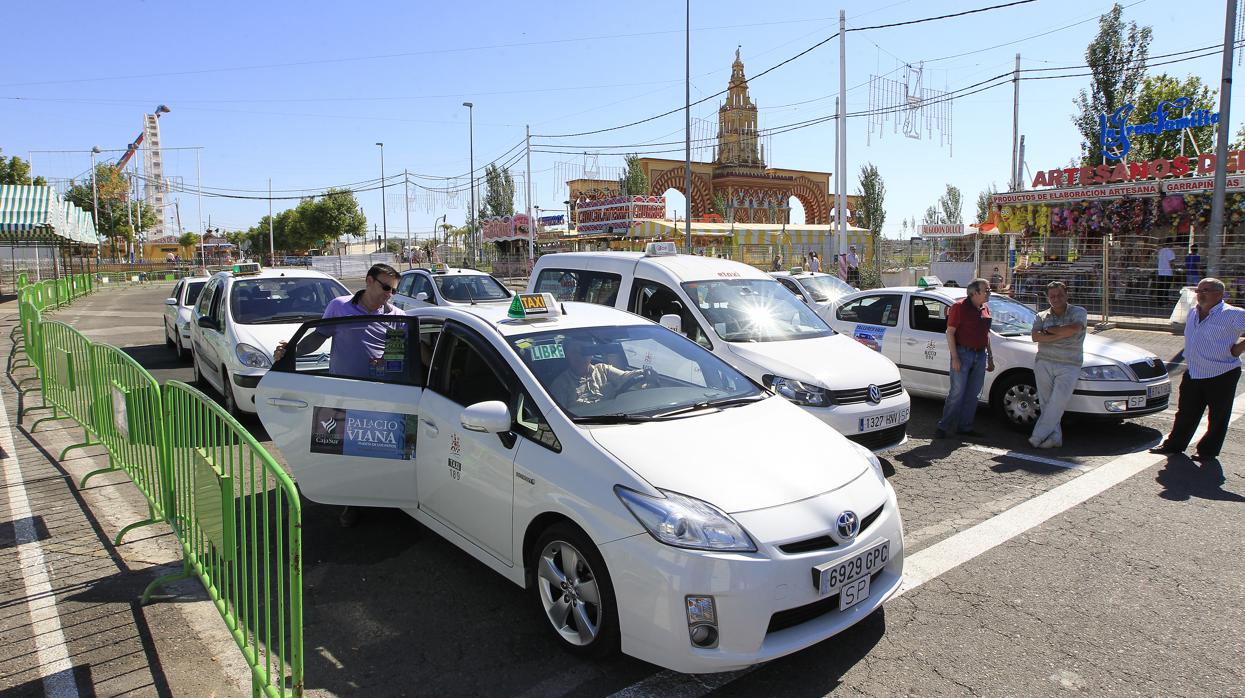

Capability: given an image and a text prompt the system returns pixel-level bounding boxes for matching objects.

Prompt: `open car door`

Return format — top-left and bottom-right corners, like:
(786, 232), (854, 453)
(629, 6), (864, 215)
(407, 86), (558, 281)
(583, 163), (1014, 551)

(256, 314), (425, 507)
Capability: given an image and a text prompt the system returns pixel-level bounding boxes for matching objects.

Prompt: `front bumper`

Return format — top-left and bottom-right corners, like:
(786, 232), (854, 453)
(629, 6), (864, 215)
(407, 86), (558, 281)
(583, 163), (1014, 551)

(229, 370), (267, 413)
(601, 477), (904, 674)
(1068, 377), (1172, 418)
(800, 391), (911, 452)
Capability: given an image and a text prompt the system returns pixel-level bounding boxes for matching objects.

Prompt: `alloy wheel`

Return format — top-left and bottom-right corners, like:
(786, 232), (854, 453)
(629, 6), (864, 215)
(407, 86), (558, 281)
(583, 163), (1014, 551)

(535, 539), (603, 647)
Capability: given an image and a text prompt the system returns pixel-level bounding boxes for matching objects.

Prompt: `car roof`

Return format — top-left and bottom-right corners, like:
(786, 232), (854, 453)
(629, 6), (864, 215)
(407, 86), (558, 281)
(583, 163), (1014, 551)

(402, 266), (493, 277)
(213, 268), (339, 283)
(771, 270), (840, 280)
(180, 276), (211, 283)
(848, 286), (967, 300)
(536, 251), (772, 282)
(409, 300), (651, 337)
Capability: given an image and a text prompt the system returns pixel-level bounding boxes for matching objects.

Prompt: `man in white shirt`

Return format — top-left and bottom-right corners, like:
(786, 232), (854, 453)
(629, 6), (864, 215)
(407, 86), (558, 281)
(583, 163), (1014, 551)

(1155, 240), (1176, 302)
(809, 252), (821, 273)
(846, 245), (860, 284)
(1150, 278), (1245, 461)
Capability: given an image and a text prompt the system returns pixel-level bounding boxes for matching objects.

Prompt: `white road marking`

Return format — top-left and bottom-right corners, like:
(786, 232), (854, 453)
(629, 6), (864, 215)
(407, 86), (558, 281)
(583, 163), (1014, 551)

(966, 445), (1092, 472)
(0, 384), (81, 698)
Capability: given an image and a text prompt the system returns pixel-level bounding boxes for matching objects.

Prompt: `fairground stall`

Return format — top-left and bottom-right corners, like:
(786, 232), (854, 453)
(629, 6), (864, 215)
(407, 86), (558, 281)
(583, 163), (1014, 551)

(0, 184), (99, 293)
(480, 213), (533, 277)
(913, 223), (1020, 288)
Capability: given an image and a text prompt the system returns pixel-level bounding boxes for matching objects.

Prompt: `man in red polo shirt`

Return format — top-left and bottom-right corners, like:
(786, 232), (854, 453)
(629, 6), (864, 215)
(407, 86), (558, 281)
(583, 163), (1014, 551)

(935, 278), (995, 439)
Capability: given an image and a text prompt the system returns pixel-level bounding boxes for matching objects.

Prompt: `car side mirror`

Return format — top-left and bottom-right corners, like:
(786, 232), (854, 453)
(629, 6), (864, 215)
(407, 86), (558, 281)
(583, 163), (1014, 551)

(414, 292), (429, 302)
(197, 316), (218, 330)
(461, 400), (511, 434)
(165, 297), (178, 306)
(659, 313), (682, 333)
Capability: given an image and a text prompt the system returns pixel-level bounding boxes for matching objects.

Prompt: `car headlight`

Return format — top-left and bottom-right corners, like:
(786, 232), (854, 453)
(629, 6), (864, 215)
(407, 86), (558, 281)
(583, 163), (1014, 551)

(1080, 364), (1129, 381)
(849, 440), (885, 480)
(766, 375), (831, 406)
(235, 343), (272, 369)
(615, 486), (756, 552)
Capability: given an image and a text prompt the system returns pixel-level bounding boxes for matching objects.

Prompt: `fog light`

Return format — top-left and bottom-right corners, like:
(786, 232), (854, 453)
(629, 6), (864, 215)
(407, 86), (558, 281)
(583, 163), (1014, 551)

(1104, 400), (1128, 413)
(686, 595), (719, 648)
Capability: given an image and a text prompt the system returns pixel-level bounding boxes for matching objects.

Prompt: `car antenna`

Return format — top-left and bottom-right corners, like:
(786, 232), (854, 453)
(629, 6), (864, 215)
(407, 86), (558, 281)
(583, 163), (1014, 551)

(561, 302), (568, 314)
(465, 282), (476, 305)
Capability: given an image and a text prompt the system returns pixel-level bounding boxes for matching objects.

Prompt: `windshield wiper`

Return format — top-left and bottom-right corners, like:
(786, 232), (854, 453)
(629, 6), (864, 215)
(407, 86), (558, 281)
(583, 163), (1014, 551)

(570, 414), (658, 424)
(249, 313), (322, 325)
(653, 394), (767, 418)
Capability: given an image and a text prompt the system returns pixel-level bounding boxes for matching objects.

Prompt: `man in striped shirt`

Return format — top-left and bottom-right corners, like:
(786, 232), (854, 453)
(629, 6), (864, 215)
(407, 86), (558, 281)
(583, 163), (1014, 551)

(1150, 278), (1245, 461)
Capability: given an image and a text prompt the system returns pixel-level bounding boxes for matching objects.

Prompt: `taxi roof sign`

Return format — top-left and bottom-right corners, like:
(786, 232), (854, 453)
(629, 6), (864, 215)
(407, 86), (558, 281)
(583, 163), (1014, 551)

(507, 293), (560, 320)
(232, 262), (262, 276)
(788, 267), (804, 274)
(644, 242), (678, 257)
(917, 275), (943, 288)
(430, 263), (448, 273)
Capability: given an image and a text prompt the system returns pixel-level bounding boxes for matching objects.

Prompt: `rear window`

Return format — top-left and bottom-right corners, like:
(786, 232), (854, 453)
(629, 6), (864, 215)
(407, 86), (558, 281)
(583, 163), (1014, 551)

(533, 269), (622, 306)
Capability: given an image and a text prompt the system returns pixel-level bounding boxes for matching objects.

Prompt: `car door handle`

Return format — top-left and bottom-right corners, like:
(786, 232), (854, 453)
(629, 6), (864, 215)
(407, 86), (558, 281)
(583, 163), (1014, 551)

(266, 397), (308, 408)
(905, 338), (920, 345)
(422, 418), (439, 436)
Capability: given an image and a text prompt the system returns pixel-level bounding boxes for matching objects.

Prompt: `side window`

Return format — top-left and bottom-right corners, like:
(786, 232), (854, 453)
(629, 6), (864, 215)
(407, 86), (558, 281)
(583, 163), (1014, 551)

(171, 280), (183, 303)
(412, 275), (436, 303)
(533, 269), (622, 306)
(417, 319), (443, 383)
(911, 297), (949, 334)
(776, 277), (804, 298)
(835, 294), (902, 328)
(630, 279), (710, 349)
(208, 283), (226, 325)
(515, 393), (561, 452)
(429, 327), (512, 407)
(196, 279), (217, 316)
(397, 273), (417, 296)
(278, 316), (421, 385)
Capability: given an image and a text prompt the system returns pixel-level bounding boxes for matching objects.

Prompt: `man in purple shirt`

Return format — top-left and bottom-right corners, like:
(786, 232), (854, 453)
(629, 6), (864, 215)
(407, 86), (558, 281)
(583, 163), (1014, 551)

(274, 263), (403, 374)
(1150, 278), (1245, 461)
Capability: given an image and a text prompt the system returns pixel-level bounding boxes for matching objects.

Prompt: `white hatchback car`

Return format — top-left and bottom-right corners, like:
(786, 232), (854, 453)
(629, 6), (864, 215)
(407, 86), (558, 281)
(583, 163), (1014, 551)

(771, 269), (857, 324)
(392, 265), (513, 310)
(189, 265), (348, 415)
(163, 275), (209, 359)
(826, 284), (1173, 428)
(256, 296), (904, 673)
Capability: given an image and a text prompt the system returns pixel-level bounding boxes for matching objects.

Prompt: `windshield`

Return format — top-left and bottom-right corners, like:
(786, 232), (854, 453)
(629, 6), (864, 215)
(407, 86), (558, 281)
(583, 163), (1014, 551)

(988, 295), (1037, 336)
(682, 279), (832, 342)
(433, 274), (511, 302)
(229, 277), (348, 324)
(184, 281), (206, 306)
(797, 275), (854, 303)
(509, 324), (763, 420)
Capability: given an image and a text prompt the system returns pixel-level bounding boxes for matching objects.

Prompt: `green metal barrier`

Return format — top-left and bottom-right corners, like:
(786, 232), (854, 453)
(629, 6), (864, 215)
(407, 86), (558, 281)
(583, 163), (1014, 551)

(32, 322), (100, 454)
(17, 271), (29, 289)
(90, 343), (172, 543)
(15, 301), (51, 420)
(150, 381), (304, 698)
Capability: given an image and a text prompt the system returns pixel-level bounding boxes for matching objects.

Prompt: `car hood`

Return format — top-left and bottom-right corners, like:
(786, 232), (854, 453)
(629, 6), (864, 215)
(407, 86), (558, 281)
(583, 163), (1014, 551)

(232, 323), (305, 356)
(725, 334), (901, 389)
(588, 396), (869, 513)
(999, 332), (1158, 366)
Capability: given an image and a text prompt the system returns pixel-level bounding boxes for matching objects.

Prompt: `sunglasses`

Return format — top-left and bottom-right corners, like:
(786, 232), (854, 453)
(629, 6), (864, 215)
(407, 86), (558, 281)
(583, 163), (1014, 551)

(374, 278), (397, 293)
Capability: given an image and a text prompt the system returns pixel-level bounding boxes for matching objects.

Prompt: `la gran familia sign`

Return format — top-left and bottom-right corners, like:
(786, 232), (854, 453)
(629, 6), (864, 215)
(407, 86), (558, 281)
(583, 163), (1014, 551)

(1100, 96), (1220, 162)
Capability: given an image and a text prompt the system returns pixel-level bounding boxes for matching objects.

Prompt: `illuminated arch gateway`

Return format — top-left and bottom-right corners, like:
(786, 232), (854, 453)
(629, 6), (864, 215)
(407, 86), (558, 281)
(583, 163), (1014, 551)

(568, 49), (856, 227)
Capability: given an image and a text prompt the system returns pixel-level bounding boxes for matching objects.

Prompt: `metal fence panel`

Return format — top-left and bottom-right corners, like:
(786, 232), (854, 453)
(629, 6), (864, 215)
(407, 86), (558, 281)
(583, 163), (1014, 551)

(33, 321), (99, 453)
(157, 381), (304, 698)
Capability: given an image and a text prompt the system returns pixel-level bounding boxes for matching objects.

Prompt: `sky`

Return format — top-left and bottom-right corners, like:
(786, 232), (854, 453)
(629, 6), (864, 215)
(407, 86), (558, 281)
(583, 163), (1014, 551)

(3, 0), (1240, 244)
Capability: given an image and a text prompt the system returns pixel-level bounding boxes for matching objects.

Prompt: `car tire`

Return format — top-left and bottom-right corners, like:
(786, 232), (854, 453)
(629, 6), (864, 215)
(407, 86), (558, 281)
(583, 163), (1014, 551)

(220, 366), (241, 418)
(192, 352), (208, 389)
(530, 522), (620, 658)
(992, 371), (1041, 430)
(165, 321), (175, 348)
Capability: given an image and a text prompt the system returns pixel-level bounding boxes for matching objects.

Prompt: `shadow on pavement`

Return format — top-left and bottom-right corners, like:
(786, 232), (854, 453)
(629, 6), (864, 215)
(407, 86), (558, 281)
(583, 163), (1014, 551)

(122, 343), (188, 371)
(1155, 455), (1245, 503)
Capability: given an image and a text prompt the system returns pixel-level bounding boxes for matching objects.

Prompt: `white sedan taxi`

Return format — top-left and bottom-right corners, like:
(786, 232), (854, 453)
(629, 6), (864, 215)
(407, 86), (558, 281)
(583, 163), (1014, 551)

(770, 269), (856, 324)
(163, 275), (209, 359)
(190, 263), (348, 415)
(826, 282), (1173, 427)
(256, 294), (904, 674)
(392, 264), (513, 310)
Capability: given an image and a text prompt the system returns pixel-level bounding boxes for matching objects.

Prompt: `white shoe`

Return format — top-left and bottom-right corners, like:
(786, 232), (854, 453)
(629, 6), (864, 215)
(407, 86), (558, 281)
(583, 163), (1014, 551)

(1028, 436), (1044, 448)
(1038, 438), (1061, 449)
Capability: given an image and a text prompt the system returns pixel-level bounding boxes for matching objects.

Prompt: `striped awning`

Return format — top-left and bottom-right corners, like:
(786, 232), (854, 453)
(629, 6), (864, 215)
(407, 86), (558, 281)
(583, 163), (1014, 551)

(628, 219), (872, 247)
(0, 185), (98, 245)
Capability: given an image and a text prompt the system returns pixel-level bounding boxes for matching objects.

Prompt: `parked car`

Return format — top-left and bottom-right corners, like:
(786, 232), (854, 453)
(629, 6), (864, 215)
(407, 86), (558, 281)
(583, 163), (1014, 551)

(825, 283), (1173, 428)
(190, 265), (348, 415)
(770, 269), (857, 324)
(256, 295), (904, 673)
(163, 276), (209, 359)
(528, 244), (910, 451)
(392, 264), (513, 309)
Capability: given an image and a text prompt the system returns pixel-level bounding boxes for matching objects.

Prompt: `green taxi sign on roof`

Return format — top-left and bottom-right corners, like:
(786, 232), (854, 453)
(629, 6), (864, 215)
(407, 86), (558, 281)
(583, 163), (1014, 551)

(507, 295), (527, 319)
(917, 275), (943, 288)
(232, 262), (261, 276)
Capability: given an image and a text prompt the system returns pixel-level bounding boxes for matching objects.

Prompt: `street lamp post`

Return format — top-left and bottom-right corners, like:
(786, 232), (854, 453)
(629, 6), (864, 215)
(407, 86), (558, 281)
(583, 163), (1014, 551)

(463, 102), (476, 266)
(431, 214), (446, 263)
(375, 142), (387, 252)
(90, 146), (102, 259)
(564, 199), (573, 250)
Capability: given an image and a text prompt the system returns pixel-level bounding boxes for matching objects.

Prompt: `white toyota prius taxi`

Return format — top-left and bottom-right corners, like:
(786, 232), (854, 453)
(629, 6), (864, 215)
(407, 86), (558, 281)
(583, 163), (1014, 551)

(256, 294), (904, 673)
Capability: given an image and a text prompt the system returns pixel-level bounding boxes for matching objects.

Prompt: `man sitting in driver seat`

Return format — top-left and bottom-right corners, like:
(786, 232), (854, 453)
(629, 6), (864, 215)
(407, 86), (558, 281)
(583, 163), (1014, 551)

(549, 340), (651, 407)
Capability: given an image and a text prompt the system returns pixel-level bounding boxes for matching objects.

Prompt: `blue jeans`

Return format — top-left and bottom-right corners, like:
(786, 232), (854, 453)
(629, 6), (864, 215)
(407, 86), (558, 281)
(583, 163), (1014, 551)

(939, 346), (988, 432)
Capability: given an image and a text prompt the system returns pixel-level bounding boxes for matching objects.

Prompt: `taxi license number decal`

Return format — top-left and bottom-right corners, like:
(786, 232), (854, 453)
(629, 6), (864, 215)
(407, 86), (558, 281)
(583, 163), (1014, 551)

(530, 343), (565, 361)
(518, 293), (549, 314)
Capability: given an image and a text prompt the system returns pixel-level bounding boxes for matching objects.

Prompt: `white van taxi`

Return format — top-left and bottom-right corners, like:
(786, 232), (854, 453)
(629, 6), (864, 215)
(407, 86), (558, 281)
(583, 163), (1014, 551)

(825, 281), (1173, 427)
(256, 295), (904, 674)
(190, 263), (348, 415)
(528, 244), (911, 451)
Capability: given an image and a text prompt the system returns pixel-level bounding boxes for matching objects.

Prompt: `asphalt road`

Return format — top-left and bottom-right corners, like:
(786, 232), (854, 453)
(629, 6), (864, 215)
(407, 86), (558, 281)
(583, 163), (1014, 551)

(5, 281), (1243, 697)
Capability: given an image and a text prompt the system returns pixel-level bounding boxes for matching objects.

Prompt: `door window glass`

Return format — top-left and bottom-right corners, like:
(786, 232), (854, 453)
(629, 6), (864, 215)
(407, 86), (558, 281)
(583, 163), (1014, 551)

(835, 294), (903, 328)
(631, 279), (710, 348)
(184, 281), (206, 307)
(280, 316), (421, 385)
(397, 272), (417, 295)
(910, 296), (949, 334)
(196, 279), (217, 315)
(776, 277), (803, 297)
(430, 328), (512, 407)
(411, 275), (436, 302)
(515, 393), (561, 452)
(533, 269), (622, 305)
(682, 279), (830, 342)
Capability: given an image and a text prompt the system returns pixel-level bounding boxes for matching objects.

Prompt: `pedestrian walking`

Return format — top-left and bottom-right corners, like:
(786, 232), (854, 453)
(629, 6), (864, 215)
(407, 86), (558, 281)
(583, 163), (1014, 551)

(1183, 245), (1202, 287)
(1028, 281), (1087, 449)
(1149, 278), (1245, 461)
(1155, 238), (1176, 302)
(935, 278), (995, 439)
(771, 254), (783, 272)
(990, 266), (1004, 292)
(846, 245), (860, 284)
(809, 251), (821, 273)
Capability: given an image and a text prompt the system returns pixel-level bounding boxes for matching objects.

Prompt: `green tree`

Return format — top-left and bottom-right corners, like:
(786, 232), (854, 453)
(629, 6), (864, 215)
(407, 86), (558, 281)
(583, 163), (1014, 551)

(0, 149), (46, 186)
(1124, 74), (1218, 161)
(64, 164), (157, 255)
(1233, 124), (1245, 150)
(178, 232), (201, 248)
(1073, 3), (1152, 165)
(246, 189), (366, 253)
(855, 163), (886, 265)
(619, 154), (649, 196)
(976, 183), (998, 224)
(482, 164), (515, 218)
(938, 184), (963, 225)
(923, 205), (944, 226)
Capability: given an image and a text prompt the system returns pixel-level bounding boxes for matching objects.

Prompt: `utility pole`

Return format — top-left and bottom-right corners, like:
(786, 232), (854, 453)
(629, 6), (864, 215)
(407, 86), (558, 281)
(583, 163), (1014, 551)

(525, 125), (535, 262)
(90, 146), (101, 258)
(404, 169), (411, 268)
(683, 0), (693, 254)
(836, 11), (847, 258)
(1010, 53), (1021, 191)
(463, 102), (476, 265)
(268, 178), (275, 265)
(376, 142), (387, 251)
(1207, 0), (1237, 276)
